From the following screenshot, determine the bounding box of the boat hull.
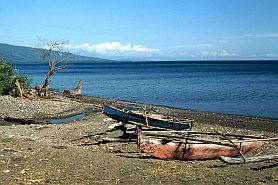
[103,105,129,123]
[103,105,191,130]
[139,141,264,160]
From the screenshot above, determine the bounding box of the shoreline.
[1,93,278,133]
[76,94,278,134]
[0,94,277,184]
[78,93,278,121]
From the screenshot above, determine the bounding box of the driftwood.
[35,85,45,96]
[15,79,28,99]
[75,137,137,146]
[102,137,137,143]
[74,80,83,94]
[71,132,107,141]
[4,117,48,125]
[63,80,83,98]
[220,154,278,164]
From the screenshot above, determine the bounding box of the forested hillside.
[0,43,110,64]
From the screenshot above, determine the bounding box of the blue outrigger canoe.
[103,105,191,130]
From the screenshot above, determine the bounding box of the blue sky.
[0,0,277,60]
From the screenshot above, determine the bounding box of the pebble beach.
[0,94,277,184]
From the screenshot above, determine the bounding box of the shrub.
[0,58,31,96]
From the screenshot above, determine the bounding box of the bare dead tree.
[36,39,70,96]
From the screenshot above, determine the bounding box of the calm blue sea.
[15,60,278,119]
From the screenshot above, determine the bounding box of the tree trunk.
[15,79,28,98]
[74,80,83,95]
[40,68,54,96]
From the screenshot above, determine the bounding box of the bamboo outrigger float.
[137,128,277,161]
[220,154,278,164]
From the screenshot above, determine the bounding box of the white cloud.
[169,43,212,49]
[63,42,161,56]
[265,53,278,57]
[20,44,30,47]
[199,50,238,57]
[242,33,278,38]
[223,32,278,39]
[249,53,278,58]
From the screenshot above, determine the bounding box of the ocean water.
[15,60,278,119]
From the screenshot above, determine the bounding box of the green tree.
[0,58,30,96]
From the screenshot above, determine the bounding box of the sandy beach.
[0,94,277,185]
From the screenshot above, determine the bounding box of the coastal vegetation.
[0,58,30,97]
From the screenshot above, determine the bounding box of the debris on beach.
[63,80,83,98]
[107,122,125,132]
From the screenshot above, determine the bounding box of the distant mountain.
[0,43,112,64]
